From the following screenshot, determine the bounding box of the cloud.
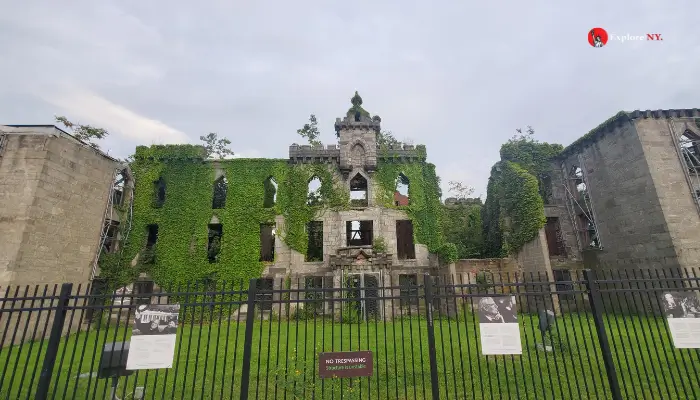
[0,0,698,196]
[37,85,189,148]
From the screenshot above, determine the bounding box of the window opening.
[263,176,278,208]
[396,220,416,259]
[306,221,324,261]
[544,217,566,257]
[678,130,700,212]
[350,173,368,207]
[153,177,166,208]
[146,224,159,249]
[307,176,323,206]
[347,220,373,246]
[102,220,120,253]
[112,169,127,206]
[553,269,573,298]
[133,280,154,305]
[208,223,223,263]
[260,223,275,262]
[256,278,274,311]
[395,173,409,206]
[399,274,419,307]
[212,176,228,209]
[304,276,331,315]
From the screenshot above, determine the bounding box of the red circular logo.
[588,28,608,47]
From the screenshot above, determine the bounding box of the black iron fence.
[0,268,699,399]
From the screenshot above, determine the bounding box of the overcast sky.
[1,1,697,198]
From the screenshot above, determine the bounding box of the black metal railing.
[0,268,698,399]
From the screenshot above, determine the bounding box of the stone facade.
[0,125,129,288]
[252,93,439,319]
[545,109,700,273]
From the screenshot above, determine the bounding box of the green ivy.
[108,145,354,288]
[482,161,545,256]
[104,143,452,288]
[442,202,484,259]
[374,159,452,260]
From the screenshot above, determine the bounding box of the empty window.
[350,173,368,207]
[146,224,159,249]
[263,176,278,208]
[153,177,166,208]
[579,215,600,249]
[260,223,275,262]
[306,221,323,261]
[396,220,416,260]
[102,220,120,253]
[544,217,566,257]
[256,278,274,311]
[395,173,409,206]
[208,224,223,263]
[112,169,127,206]
[305,276,332,315]
[133,280,154,305]
[553,269,573,298]
[399,274,419,307]
[347,220,373,246]
[307,176,323,206]
[571,166,586,194]
[681,132,700,168]
[354,111,361,122]
[212,176,228,209]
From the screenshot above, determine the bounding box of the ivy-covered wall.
[482,161,546,257]
[102,144,452,288]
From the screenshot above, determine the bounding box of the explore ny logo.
[588,27,663,47]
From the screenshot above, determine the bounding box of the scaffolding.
[561,153,602,253]
[668,120,700,215]
[90,167,134,280]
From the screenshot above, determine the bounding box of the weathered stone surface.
[0,128,123,287]
[548,111,700,272]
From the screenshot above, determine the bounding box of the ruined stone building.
[119,93,449,318]
[541,109,700,276]
[0,125,132,288]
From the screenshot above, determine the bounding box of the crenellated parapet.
[377,143,426,162]
[289,143,340,164]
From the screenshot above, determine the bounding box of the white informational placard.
[126,304,180,370]
[477,296,522,355]
[661,292,700,349]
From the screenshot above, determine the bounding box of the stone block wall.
[634,116,700,272]
[0,131,120,287]
[551,119,678,270]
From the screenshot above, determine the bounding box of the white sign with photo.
[478,296,522,355]
[662,292,700,349]
[126,304,180,370]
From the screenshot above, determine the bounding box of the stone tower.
[335,91,380,178]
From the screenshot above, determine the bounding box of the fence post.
[36,283,73,400]
[584,269,622,400]
[423,274,441,400]
[239,279,258,400]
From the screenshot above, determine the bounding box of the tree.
[442,200,484,259]
[499,126,563,203]
[297,114,322,146]
[448,180,475,200]
[377,130,400,147]
[55,115,108,149]
[199,132,234,159]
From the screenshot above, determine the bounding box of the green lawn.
[1,310,698,399]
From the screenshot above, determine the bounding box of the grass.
[0,307,699,399]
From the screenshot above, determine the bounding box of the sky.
[1,1,698,199]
